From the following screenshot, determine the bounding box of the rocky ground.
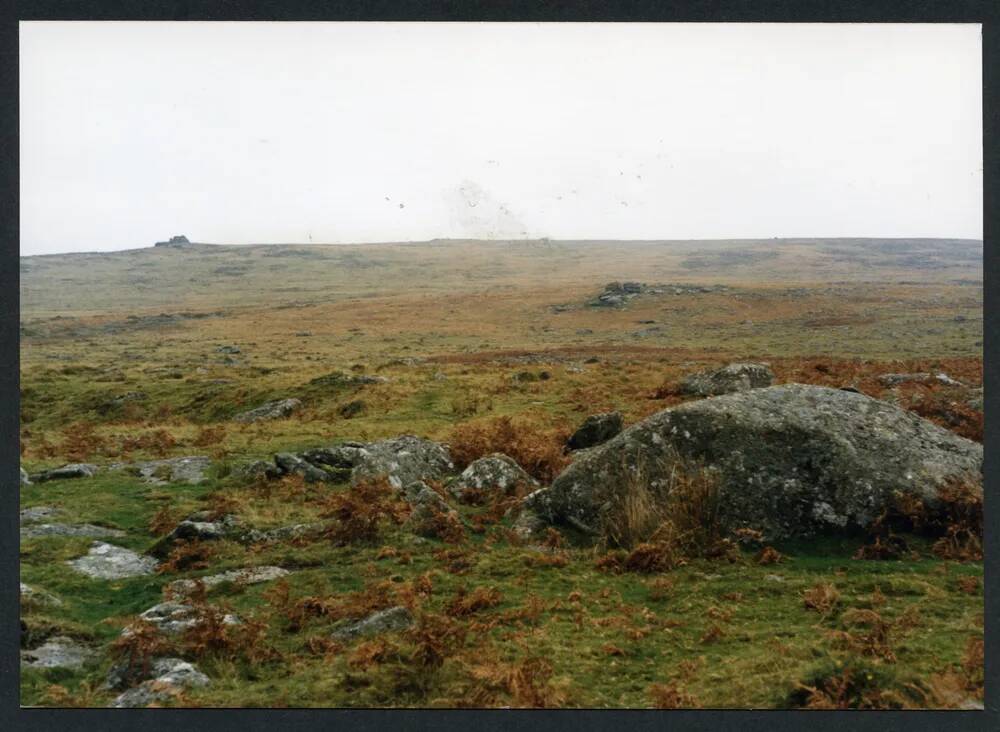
[19,239,983,709]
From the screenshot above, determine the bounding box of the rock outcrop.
[566,412,624,451]
[678,362,774,397]
[524,384,982,541]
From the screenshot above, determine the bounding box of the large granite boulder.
[524,384,982,541]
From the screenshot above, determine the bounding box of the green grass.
[19,471,983,709]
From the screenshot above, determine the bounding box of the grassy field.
[19,238,983,708]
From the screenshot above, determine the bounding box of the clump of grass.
[828,609,896,662]
[755,546,784,565]
[446,586,503,617]
[789,658,907,709]
[447,415,570,483]
[465,654,571,708]
[157,540,217,574]
[648,682,699,708]
[802,583,841,616]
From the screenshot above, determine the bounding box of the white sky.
[20,22,982,255]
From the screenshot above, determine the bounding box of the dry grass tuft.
[447,415,570,483]
[648,681,700,708]
[446,586,503,617]
[802,583,841,616]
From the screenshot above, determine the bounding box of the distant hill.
[19,238,982,316]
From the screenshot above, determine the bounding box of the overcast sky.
[20,22,982,255]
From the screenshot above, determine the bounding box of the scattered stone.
[338,399,366,418]
[21,636,94,669]
[29,463,99,483]
[274,452,334,483]
[242,522,327,544]
[128,602,239,636]
[566,411,624,451]
[878,372,964,388]
[232,459,282,482]
[216,345,241,354]
[19,582,62,607]
[764,575,785,583]
[448,454,538,501]
[21,522,125,539]
[166,566,290,598]
[20,468,31,486]
[966,388,983,412]
[405,485,460,538]
[19,505,62,524]
[525,384,982,541]
[117,456,211,485]
[331,606,414,641]
[68,542,158,580]
[233,398,302,423]
[150,514,242,557]
[679,362,775,397]
[106,657,210,694]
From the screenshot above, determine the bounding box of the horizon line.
[20,235,986,259]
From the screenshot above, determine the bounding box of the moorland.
[19,237,984,709]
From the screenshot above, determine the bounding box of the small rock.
[21,522,125,539]
[20,468,31,486]
[19,505,62,524]
[166,566,290,598]
[29,463,99,483]
[567,411,624,451]
[19,582,62,607]
[331,606,413,641]
[119,456,211,485]
[764,574,784,583]
[448,454,538,501]
[878,372,964,388]
[274,452,333,483]
[21,636,93,669]
[338,399,366,418]
[128,602,239,636]
[106,656,209,693]
[232,459,282,482]
[233,398,302,423]
[406,485,460,539]
[67,542,158,580]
